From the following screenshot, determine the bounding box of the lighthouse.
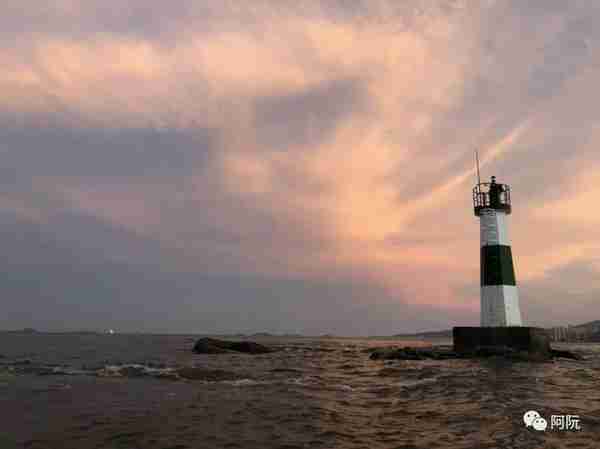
[452,160,549,358]
[473,175,523,326]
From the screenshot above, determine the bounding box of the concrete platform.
[453,326,550,358]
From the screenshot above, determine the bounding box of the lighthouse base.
[453,326,550,358]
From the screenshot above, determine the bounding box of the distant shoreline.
[2,320,600,342]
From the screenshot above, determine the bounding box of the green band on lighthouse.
[480,245,517,286]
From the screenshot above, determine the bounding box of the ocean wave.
[96,364,177,378]
[220,378,271,386]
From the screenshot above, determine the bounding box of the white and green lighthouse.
[473,175,523,327]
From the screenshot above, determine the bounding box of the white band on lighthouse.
[481,285,522,326]
[480,209,510,247]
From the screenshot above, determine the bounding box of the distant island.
[393,329,453,340]
[245,332,305,338]
[0,328,104,335]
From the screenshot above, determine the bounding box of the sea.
[1,333,599,449]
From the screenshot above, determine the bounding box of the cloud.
[2,1,600,332]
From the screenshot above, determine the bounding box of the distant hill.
[393,329,452,340]
[393,320,600,342]
[562,320,600,342]
[572,320,600,330]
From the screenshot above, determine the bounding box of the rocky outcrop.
[368,345,583,362]
[192,337,273,354]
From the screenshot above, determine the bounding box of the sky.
[2,0,600,335]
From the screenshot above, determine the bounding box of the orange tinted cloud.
[3,1,600,330]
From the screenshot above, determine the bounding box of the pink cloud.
[2,1,600,329]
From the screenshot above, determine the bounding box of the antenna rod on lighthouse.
[475,149,481,185]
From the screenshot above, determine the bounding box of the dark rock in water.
[228,341,273,354]
[551,349,583,360]
[192,338,228,354]
[118,366,148,378]
[176,367,245,381]
[368,343,583,362]
[192,337,273,354]
[368,348,393,360]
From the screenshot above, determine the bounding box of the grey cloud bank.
[2,1,600,334]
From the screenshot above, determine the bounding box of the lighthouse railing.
[473,182,511,215]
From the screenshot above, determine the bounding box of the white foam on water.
[51,367,89,375]
[286,375,320,387]
[95,364,177,378]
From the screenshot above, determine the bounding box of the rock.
[192,337,273,354]
[192,338,231,354]
[550,349,583,360]
[227,341,273,354]
[430,349,460,360]
[176,367,245,381]
[368,347,396,360]
[368,343,583,362]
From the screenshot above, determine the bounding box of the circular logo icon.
[523,410,540,427]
